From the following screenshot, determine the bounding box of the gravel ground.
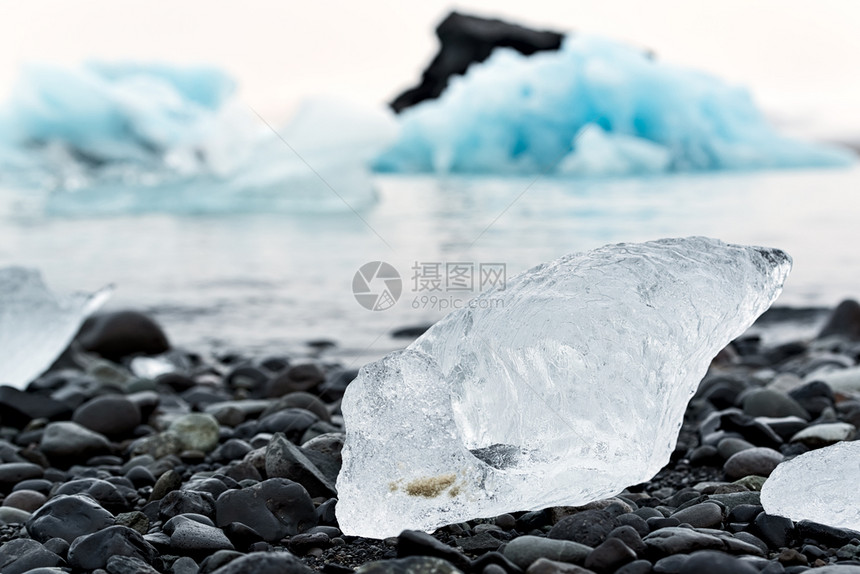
[2,301,860,573]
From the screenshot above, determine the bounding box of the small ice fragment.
[129,355,177,379]
[0,267,112,389]
[336,237,791,538]
[762,440,860,531]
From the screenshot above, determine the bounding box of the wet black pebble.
[585,536,638,572]
[206,550,314,574]
[78,310,170,362]
[159,489,216,521]
[214,478,317,542]
[67,525,159,570]
[72,394,142,437]
[0,538,65,574]
[678,550,758,574]
[396,529,471,571]
[26,493,114,543]
[548,509,619,547]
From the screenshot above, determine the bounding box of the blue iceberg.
[0,64,394,215]
[374,35,855,175]
[0,62,235,163]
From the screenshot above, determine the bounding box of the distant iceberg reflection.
[373,35,856,175]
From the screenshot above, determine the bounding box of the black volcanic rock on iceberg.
[390,11,563,113]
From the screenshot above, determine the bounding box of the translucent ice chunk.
[0,267,112,389]
[761,440,860,531]
[336,237,791,538]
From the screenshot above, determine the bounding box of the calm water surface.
[1,166,857,361]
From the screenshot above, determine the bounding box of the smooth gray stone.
[504,535,592,569]
[644,527,724,555]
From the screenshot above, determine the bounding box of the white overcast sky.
[0,0,858,138]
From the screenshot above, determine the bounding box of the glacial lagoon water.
[0,165,858,362]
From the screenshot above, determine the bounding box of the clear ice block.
[336,237,791,538]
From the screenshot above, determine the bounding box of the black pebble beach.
[2,302,860,574]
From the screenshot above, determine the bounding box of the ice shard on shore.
[0,267,112,389]
[336,237,791,538]
[761,440,860,531]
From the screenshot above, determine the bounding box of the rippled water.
[1,165,857,361]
